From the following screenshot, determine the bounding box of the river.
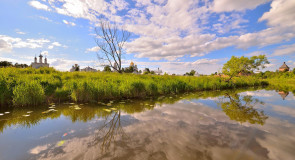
[0,88,294,160]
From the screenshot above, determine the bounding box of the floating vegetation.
[103,109,112,112]
[22,115,30,117]
[4,112,10,114]
[119,102,125,104]
[57,140,65,146]
[109,101,114,103]
[110,108,117,111]
[0,113,3,116]
[27,111,33,113]
[107,103,112,106]
[49,106,56,109]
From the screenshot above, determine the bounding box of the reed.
[0,67,268,106]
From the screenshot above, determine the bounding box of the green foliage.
[12,81,45,106]
[222,55,269,81]
[0,67,268,107]
[185,70,196,76]
[103,65,112,72]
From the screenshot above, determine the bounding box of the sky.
[0,0,294,74]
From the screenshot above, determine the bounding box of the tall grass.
[0,67,268,106]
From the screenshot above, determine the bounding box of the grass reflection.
[0,87,270,133]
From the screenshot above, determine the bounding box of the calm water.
[0,88,295,160]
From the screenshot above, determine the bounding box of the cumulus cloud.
[259,0,295,28]
[272,43,295,56]
[26,0,295,71]
[28,0,51,11]
[0,35,52,51]
[211,0,270,12]
[0,39,12,53]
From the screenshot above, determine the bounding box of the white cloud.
[49,58,97,71]
[272,43,295,56]
[130,58,222,74]
[62,20,76,26]
[0,35,51,50]
[31,0,295,67]
[259,0,295,28]
[28,0,51,11]
[38,16,53,22]
[211,0,270,12]
[16,31,26,35]
[0,39,12,53]
[86,46,100,52]
[41,51,49,56]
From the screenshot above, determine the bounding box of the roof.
[279,62,289,69]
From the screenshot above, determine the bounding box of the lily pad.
[4,112,10,114]
[27,111,33,113]
[103,109,112,112]
[23,115,30,117]
[110,108,117,110]
[0,113,4,116]
[107,103,112,106]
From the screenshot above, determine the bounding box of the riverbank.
[0,67,268,107]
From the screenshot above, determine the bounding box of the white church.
[31,54,49,69]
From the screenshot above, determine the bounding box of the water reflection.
[217,93,268,125]
[0,88,295,160]
[277,91,289,100]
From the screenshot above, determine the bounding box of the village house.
[279,62,290,72]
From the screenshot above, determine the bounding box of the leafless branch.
[94,20,131,73]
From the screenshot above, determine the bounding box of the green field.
[0,67,268,107]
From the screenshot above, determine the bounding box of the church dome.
[130,61,134,66]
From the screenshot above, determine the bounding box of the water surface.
[0,88,295,160]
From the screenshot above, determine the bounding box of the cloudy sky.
[0,0,294,74]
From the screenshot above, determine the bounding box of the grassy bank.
[0,67,268,107]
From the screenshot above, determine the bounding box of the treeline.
[0,67,267,107]
[0,61,29,68]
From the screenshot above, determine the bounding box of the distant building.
[31,54,49,69]
[152,68,163,75]
[279,62,290,72]
[70,64,80,72]
[81,66,97,72]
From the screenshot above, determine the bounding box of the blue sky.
[0,0,294,74]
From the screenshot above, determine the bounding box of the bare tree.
[95,20,131,73]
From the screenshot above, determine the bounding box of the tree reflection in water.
[92,110,129,153]
[217,93,268,125]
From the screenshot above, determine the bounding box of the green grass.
[0,67,268,107]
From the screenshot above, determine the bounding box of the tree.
[75,65,80,71]
[0,61,13,67]
[95,20,131,73]
[222,55,269,82]
[185,70,196,76]
[150,71,155,75]
[103,65,112,72]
